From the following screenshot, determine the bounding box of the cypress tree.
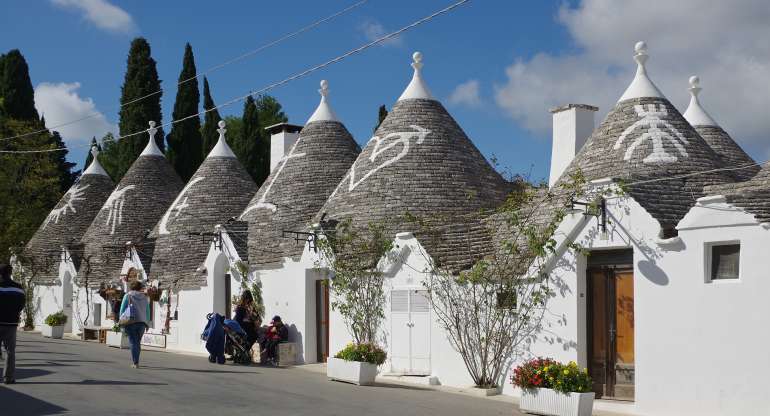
[236,96,263,183]
[166,43,203,181]
[200,76,222,156]
[99,133,120,178]
[374,105,388,132]
[255,95,287,180]
[0,50,39,121]
[49,131,78,191]
[83,137,101,169]
[111,38,164,181]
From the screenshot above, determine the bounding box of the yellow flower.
[543,366,549,372]
[563,369,570,375]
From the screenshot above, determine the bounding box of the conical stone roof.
[81,122,184,287]
[557,42,734,228]
[150,121,257,289]
[682,76,758,182]
[316,53,510,273]
[704,161,770,224]
[239,80,360,269]
[24,147,114,284]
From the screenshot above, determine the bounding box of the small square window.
[496,290,517,310]
[708,243,740,281]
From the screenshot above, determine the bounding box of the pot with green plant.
[42,312,68,339]
[512,358,594,416]
[106,323,130,349]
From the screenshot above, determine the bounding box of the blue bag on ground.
[202,313,225,364]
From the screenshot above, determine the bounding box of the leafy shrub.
[44,311,67,327]
[334,342,387,365]
[512,358,592,394]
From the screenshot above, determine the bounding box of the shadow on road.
[17,379,168,386]
[370,382,432,392]
[140,365,260,375]
[0,386,68,416]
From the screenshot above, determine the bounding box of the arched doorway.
[61,272,73,333]
[212,254,231,318]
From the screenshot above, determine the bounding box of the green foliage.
[0,49,39,120]
[44,311,68,327]
[166,43,203,181]
[0,119,67,263]
[334,342,387,365]
[110,37,164,181]
[200,77,222,156]
[316,219,392,345]
[233,96,263,183]
[49,131,78,191]
[512,358,592,394]
[374,104,387,132]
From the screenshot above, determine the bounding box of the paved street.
[2,332,516,416]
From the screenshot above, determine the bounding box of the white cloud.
[494,0,770,155]
[34,82,116,146]
[448,79,482,108]
[52,0,136,33]
[359,20,403,47]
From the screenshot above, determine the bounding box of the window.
[707,242,740,281]
[496,289,517,310]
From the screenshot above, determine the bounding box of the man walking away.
[0,264,25,384]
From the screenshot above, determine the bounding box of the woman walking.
[120,280,151,368]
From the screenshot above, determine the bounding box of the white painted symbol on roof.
[42,183,91,229]
[240,138,306,218]
[614,104,688,164]
[102,185,136,235]
[159,176,205,235]
[332,125,431,196]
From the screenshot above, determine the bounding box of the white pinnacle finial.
[307,79,339,123]
[83,143,109,176]
[398,51,433,101]
[683,75,718,126]
[207,119,236,158]
[618,41,663,102]
[140,120,164,156]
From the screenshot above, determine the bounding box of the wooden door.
[588,267,635,400]
[316,280,330,362]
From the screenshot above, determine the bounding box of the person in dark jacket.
[232,290,260,352]
[0,264,25,384]
[264,316,289,365]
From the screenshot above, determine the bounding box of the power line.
[0,0,371,144]
[0,0,471,154]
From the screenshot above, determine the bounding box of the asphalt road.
[1,332,516,416]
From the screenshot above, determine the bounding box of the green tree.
[200,77,222,156]
[255,95,287,131]
[166,43,203,181]
[98,133,120,179]
[234,96,263,183]
[109,38,164,181]
[374,104,388,132]
[49,131,78,191]
[0,49,39,121]
[83,137,101,170]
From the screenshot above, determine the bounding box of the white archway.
[61,272,73,333]
[211,253,231,318]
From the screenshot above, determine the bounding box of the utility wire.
[0,0,470,154]
[0,0,370,143]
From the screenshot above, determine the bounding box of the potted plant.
[42,312,67,339]
[328,342,387,386]
[106,323,130,349]
[512,358,594,416]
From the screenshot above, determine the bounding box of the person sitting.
[263,316,288,365]
[232,291,260,352]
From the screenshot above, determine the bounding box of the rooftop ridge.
[307,80,340,124]
[618,41,664,102]
[398,52,434,101]
[83,145,110,177]
[683,76,718,127]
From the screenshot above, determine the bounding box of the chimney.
[265,122,302,171]
[548,104,598,187]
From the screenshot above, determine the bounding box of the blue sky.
[2,0,769,181]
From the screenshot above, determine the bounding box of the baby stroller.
[201,313,252,365]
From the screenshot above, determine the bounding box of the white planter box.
[42,325,64,339]
[327,357,378,386]
[106,331,130,349]
[520,387,594,416]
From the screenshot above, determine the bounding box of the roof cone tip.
[307,79,339,124]
[618,41,664,102]
[683,75,718,127]
[398,51,434,101]
[83,144,109,177]
[140,120,165,157]
[208,119,236,158]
